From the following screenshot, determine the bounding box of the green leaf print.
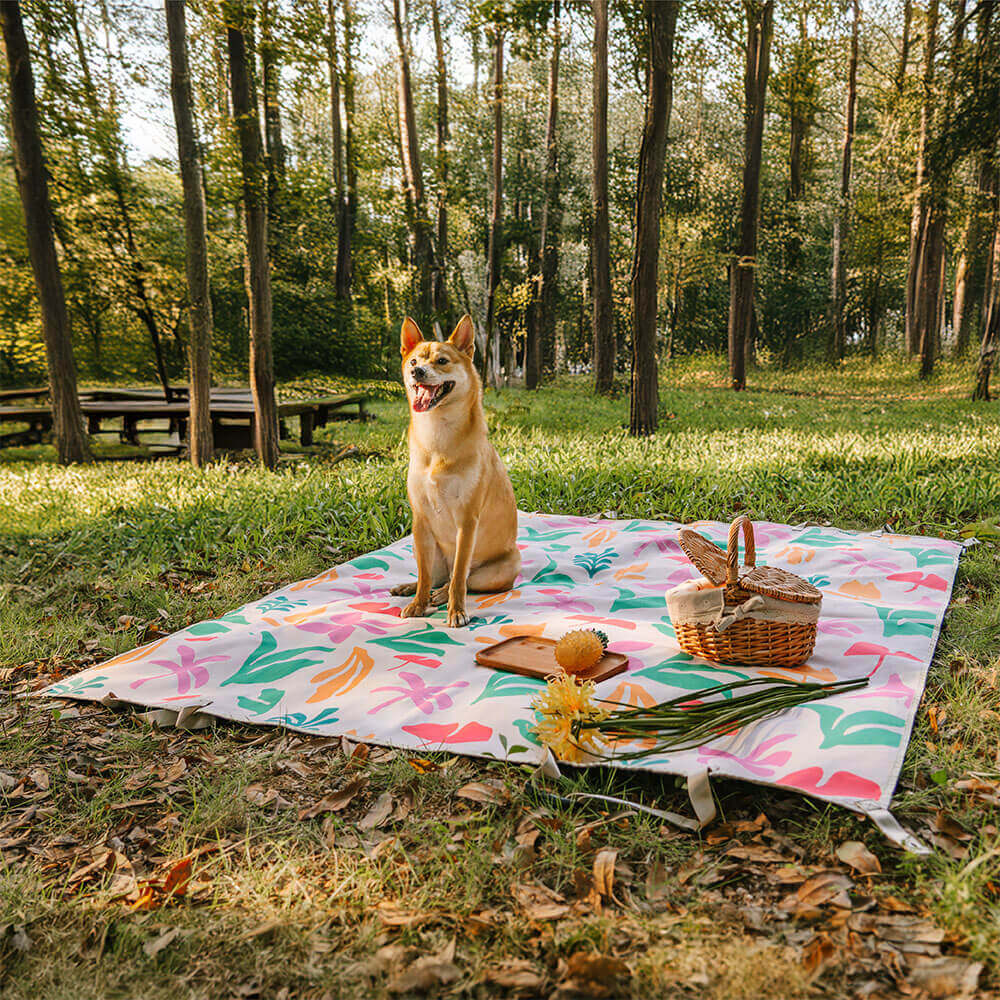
[236,687,285,714]
[609,588,666,612]
[527,555,576,586]
[877,608,937,638]
[220,633,331,687]
[805,705,905,749]
[472,670,545,704]
[367,625,464,655]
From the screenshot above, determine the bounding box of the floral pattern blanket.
[41,512,961,847]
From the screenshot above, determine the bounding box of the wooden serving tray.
[475,635,628,683]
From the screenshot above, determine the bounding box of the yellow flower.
[530,672,611,763]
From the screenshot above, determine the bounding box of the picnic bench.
[0,391,368,450]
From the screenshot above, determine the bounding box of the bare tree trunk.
[167,0,213,467]
[629,0,679,434]
[430,0,451,333]
[905,0,939,355]
[592,0,614,395]
[727,0,774,392]
[393,0,436,325]
[327,0,350,300]
[260,0,284,223]
[537,0,562,384]
[830,0,859,361]
[0,0,90,464]
[226,5,279,470]
[484,30,504,388]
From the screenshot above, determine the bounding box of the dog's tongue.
[413,384,438,412]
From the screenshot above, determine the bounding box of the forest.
[1,0,1000,458]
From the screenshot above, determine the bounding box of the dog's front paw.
[391,582,417,597]
[402,600,428,618]
[429,584,449,606]
[445,606,470,628]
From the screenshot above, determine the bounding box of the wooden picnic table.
[0,392,368,450]
[0,386,49,402]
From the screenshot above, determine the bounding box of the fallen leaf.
[163,857,192,897]
[298,776,368,821]
[592,849,617,900]
[484,959,544,991]
[143,926,181,958]
[836,841,882,875]
[645,859,669,902]
[358,791,394,831]
[28,768,49,791]
[560,952,630,995]
[387,939,459,994]
[907,957,983,998]
[456,780,508,806]
[512,881,569,921]
[377,902,431,928]
[801,933,836,975]
[781,871,853,913]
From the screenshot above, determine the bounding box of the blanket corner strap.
[854,798,931,855]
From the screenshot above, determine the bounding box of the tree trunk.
[226,5,279,470]
[629,0,679,435]
[326,0,350,300]
[592,0,614,395]
[430,0,451,333]
[393,0,437,325]
[341,0,357,297]
[0,0,90,464]
[830,0,859,361]
[905,0,939,355]
[260,0,284,224]
[166,0,214,467]
[484,30,504,389]
[973,189,1000,400]
[727,0,774,392]
[896,0,912,93]
[537,0,562,384]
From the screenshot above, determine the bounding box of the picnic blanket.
[40,512,962,851]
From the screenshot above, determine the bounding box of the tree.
[166,0,213,467]
[392,0,439,328]
[326,0,350,300]
[629,0,679,435]
[260,0,286,224]
[226,1,279,470]
[904,0,938,356]
[830,0,859,361]
[484,25,504,388]
[591,0,614,395]
[430,0,451,331]
[727,0,774,392]
[973,177,1000,400]
[0,0,91,464]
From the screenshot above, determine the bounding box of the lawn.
[1,354,999,999]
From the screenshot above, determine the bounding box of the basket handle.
[726,516,756,586]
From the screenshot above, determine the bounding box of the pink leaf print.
[845,642,921,677]
[390,654,441,671]
[817,619,863,637]
[887,571,949,593]
[527,589,596,613]
[348,602,403,618]
[368,672,469,715]
[848,672,916,709]
[777,767,882,801]
[403,721,493,744]
[699,734,794,777]
[130,644,228,695]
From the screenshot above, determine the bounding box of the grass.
[1,352,999,998]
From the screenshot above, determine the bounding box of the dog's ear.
[400,317,424,357]
[448,315,476,357]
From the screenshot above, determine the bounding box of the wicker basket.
[665,516,822,669]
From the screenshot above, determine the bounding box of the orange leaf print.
[282,605,331,625]
[290,568,340,592]
[613,562,648,582]
[499,622,545,638]
[584,528,618,548]
[476,588,521,609]
[307,647,374,702]
[606,680,656,708]
[102,637,171,670]
[759,664,836,684]
[776,545,815,565]
[839,581,882,601]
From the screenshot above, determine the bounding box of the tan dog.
[390,315,521,627]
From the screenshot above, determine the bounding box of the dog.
[390,314,521,627]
